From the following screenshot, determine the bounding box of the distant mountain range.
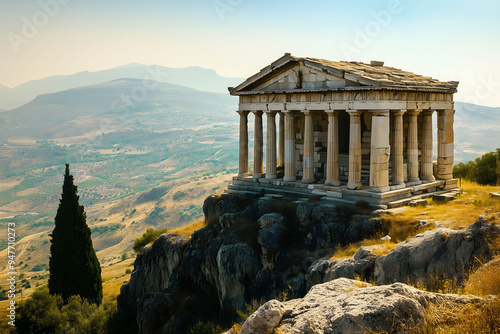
[0,78,237,141]
[0,64,244,110]
[454,102,500,162]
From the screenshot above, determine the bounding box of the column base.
[406,179,422,186]
[390,183,406,190]
[347,181,363,190]
[283,176,296,182]
[238,172,251,177]
[325,180,342,186]
[253,173,263,179]
[265,174,277,179]
[369,186,391,193]
[421,175,436,182]
[302,178,315,184]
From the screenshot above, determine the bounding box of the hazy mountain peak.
[112,62,146,69]
[0,64,244,111]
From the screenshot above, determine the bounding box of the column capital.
[407,109,422,116]
[371,109,390,116]
[302,110,313,116]
[347,110,363,116]
[237,110,249,116]
[437,109,455,116]
[252,110,263,116]
[390,109,406,116]
[422,109,434,116]
[325,110,340,116]
[264,110,277,116]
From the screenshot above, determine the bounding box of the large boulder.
[240,278,481,334]
[118,233,189,309]
[239,299,288,334]
[306,245,380,290]
[374,216,499,286]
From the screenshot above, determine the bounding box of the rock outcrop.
[118,233,189,309]
[306,245,380,290]
[374,216,498,286]
[306,216,499,289]
[238,278,482,334]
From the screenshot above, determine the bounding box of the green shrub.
[32,263,49,272]
[16,287,109,334]
[125,269,132,274]
[187,321,223,334]
[133,227,168,253]
[91,223,125,235]
[121,252,129,261]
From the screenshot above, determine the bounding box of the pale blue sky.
[1,0,499,106]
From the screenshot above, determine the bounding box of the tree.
[453,149,500,186]
[49,164,102,304]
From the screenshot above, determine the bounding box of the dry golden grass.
[465,257,500,297]
[329,240,398,260]
[170,219,205,238]
[425,258,500,333]
[426,298,500,334]
[381,180,500,234]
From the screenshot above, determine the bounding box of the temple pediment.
[229,53,459,95]
[249,63,359,92]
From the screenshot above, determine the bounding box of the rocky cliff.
[118,193,382,333]
[117,193,499,333]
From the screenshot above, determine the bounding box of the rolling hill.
[0,64,244,110]
[0,78,238,141]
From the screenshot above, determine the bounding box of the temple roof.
[229,53,459,95]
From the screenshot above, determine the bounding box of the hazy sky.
[1,0,499,106]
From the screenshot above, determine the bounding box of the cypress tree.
[49,164,102,304]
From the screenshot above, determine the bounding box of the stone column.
[325,111,341,186]
[436,109,455,180]
[421,110,435,181]
[407,109,421,182]
[370,111,390,189]
[265,111,277,179]
[253,111,263,178]
[278,112,285,168]
[302,111,315,183]
[347,110,363,190]
[237,111,249,176]
[391,110,405,185]
[283,111,296,182]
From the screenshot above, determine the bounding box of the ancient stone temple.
[226,53,460,207]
